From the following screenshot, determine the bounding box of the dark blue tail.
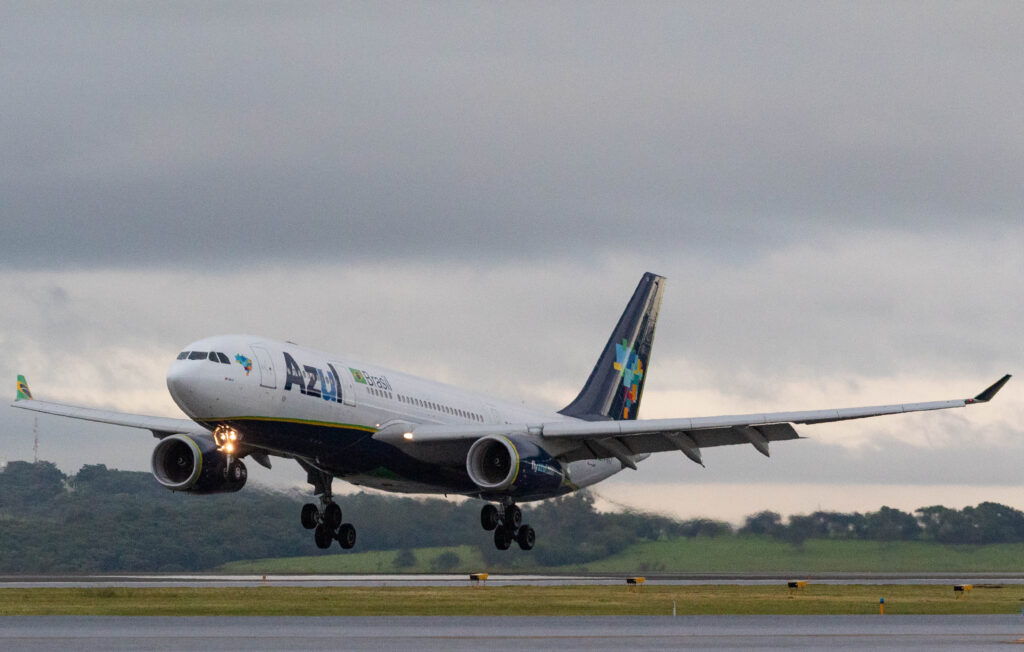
[559,272,666,421]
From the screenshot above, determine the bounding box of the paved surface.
[5,572,1024,588]
[2,615,1023,650]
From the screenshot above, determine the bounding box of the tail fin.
[559,273,666,421]
[16,375,33,401]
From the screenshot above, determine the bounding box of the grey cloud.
[2,4,1023,268]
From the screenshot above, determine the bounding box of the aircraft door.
[331,361,357,406]
[250,345,277,389]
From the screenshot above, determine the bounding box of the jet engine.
[151,433,247,494]
[465,435,564,499]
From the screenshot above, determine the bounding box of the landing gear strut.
[481,501,534,551]
[298,461,357,550]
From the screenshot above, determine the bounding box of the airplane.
[11,273,1011,551]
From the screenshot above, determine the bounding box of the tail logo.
[613,339,644,419]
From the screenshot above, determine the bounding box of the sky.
[1,2,1022,523]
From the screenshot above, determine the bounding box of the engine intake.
[151,433,247,494]
[466,435,564,499]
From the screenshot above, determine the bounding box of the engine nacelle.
[151,433,247,494]
[466,435,564,499]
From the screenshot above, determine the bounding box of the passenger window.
[177,351,189,360]
[188,351,208,360]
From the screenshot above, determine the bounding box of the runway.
[5,572,1024,589]
[2,615,1023,650]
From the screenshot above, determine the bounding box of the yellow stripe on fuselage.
[201,416,377,433]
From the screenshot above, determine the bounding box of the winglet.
[969,374,1011,403]
[15,375,33,402]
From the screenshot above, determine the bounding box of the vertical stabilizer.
[559,273,666,421]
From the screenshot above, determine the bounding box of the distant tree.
[431,551,460,571]
[864,506,920,541]
[782,514,817,545]
[393,548,416,569]
[964,502,1024,544]
[916,505,968,544]
[739,511,782,537]
[675,518,734,538]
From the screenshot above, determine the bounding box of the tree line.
[739,503,1024,546]
[1,460,1022,573]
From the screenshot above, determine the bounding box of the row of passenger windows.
[365,386,483,421]
[177,350,231,364]
[399,391,482,422]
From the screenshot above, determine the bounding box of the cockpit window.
[177,351,189,360]
[216,352,230,364]
[188,351,208,360]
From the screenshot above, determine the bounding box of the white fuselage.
[165,335,625,496]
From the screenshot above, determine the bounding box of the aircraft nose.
[166,359,201,416]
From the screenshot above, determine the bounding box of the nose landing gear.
[481,501,534,551]
[298,461,357,550]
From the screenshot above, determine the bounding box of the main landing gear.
[298,462,356,550]
[481,501,535,551]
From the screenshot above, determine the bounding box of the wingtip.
[15,375,32,402]
[970,374,1011,403]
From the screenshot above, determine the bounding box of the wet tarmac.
[6,572,1024,588]
[2,615,1023,650]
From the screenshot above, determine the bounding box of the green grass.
[2,584,1022,616]
[217,537,1024,575]
[570,537,1024,574]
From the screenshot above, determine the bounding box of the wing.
[377,375,1012,468]
[11,375,202,438]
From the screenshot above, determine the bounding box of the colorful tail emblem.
[613,339,644,419]
[16,375,33,401]
[234,354,252,376]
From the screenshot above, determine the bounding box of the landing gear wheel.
[301,503,319,530]
[314,523,333,549]
[224,460,247,482]
[480,504,500,531]
[324,502,343,529]
[516,524,535,551]
[336,523,357,549]
[504,504,522,530]
[494,527,513,550]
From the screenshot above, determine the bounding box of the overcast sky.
[2,2,1021,522]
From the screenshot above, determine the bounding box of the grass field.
[2,584,1022,616]
[217,537,1024,575]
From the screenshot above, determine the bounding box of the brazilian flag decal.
[349,368,367,385]
[16,375,32,401]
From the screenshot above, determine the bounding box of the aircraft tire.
[314,523,333,549]
[324,502,343,529]
[493,527,513,550]
[480,504,500,531]
[504,504,522,530]
[301,503,319,530]
[337,523,357,549]
[516,524,535,551]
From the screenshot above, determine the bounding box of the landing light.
[403,432,414,441]
[213,425,242,452]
